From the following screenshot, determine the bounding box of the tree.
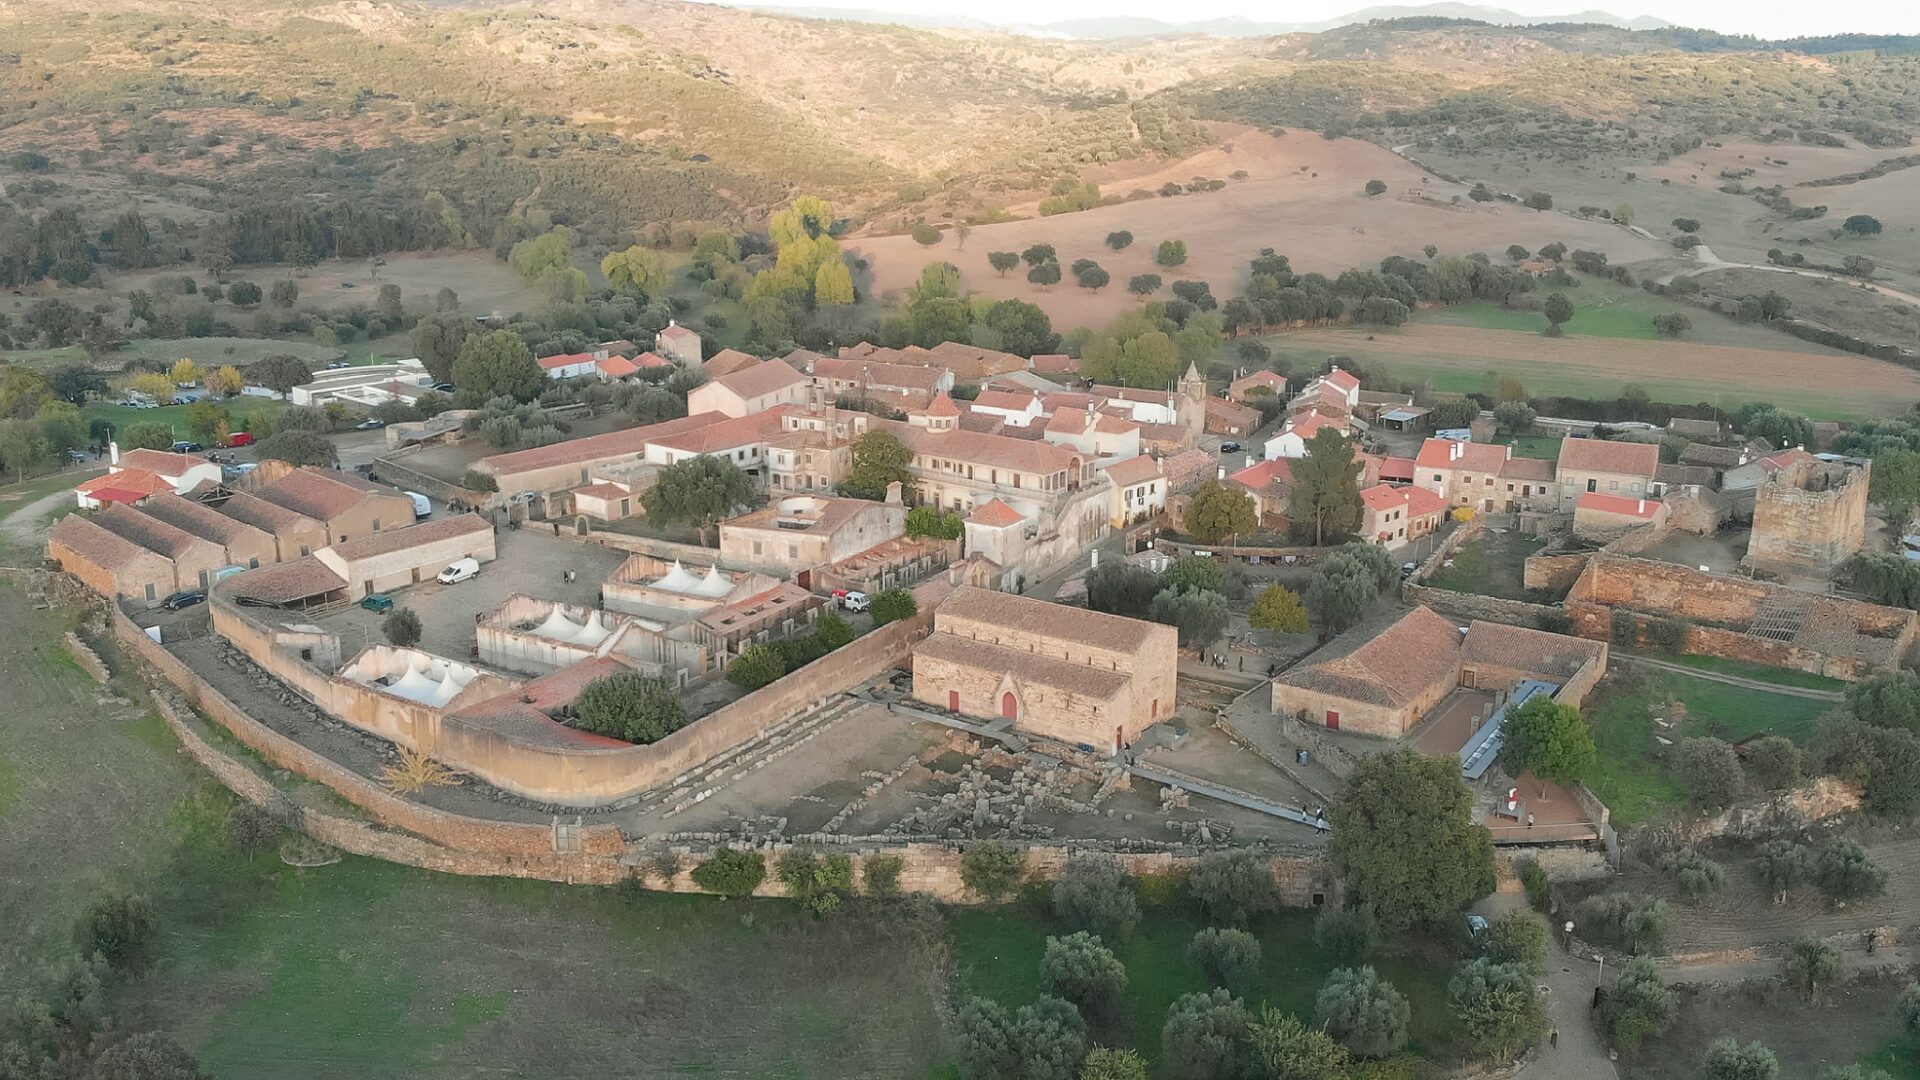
[1304,549,1387,633]
[1499,696,1597,797]
[1364,179,1387,196]
[1021,244,1058,267]
[1076,265,1111,292]
[1754,839,1815,903]
[1105,230,1134,251]
[727,644,787,691]
[1698,1039,1778,1080]
[1743,736,1802,790]
[1184,481,1257,543]
[842,430,914,500]
[911,224,942,246]
[1524,192,1553,211]
[409,313,471,386]
[1289,427,1363,546]
[1161,990,1251,1080]
[1163,555,1223,595]
[1086,562,1162,620]
[250,354,314,395]
[1249,1009,1349,1080]
[77,892,156,972]
[1899,983,1920,1043]
[988,251,1020,277]
[1652,313,1693,337]
[1448,958,1543,1060]
[1606,958,1673,1050]
[961,842,1026,901]
[184,401,230,445]
[1249,585,1310,634]
[1843,214,1883,236]
[1150,587,1230,650]
[36,402,85,454]
[1053,857,1139,941]
[983,299,1059,355]
[1028,262,1063,289]
[1743,407,1812,450]
[1469,184,1494,202]
[254,430,338,468]
[206,365,246,398]
[1816,838,1886,901]
[1492,401,1536,436]
[382,608,422,647]
[269,278,299,306]
[1782,937,1841,1001]
[1674,737,1744,810]
[452,330,545,402]
[871,587,918,626]
[119,421,174,451]
[1313,904,1379,966]
[1189,928,1262,988]
[814,259,855,305]
[1843,254,1876,278]
[1041,932,1129,1023]
[1481,912,1548,969]
[1127,274,1162,296]
[1660,848,1726,901]
[1315,966,1409,1059]
[905,505,964,541]
[1155,240,1188,268]
[641,455,754,543]
[49,365,109,405]
[572,672,688,743]
[1543,292,1573,336]
[1330,749,1496,931]
[1079,1048,1148,1080]
[1505,244,1530,263]
[1188,849,1280,925]
[87,1032,210,1080]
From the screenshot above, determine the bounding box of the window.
[1587,479,1597,492]
[1609,480,1619,490]
[753,541,763,556]
[371,518,380,532]
[1432,473,1444,482]
[788,544,799,559]
[1629,482,1642,493]
[299,545,310,556]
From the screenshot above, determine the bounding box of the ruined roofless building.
[1747,456,1869,578]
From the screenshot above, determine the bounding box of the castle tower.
[1177,361,1207,434]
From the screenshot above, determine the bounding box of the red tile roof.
[814,357,949,392]
[1361,483,1448,517]
[88,487,150,505]
[631,351,673,368]
[1758,447,1815,472]
[1030,353,1074,373]
[1576,493,1662,519]
[77,469,171,498]
[117,448,208,479]
[650,408,792,455]
[967,499,1027,527]
[1230,458,1295,492]
[1377,456,1417,483]
[1557,437,1660,478]
[324,513,491,562]
[1276,605,1462,708]
[1104,455,1162,487]
[973,389,1039,412]
[1415,438,1511,473]
[1324,368,1361,393]
[658,323,698,341]
[926,391,960,417]
[595,355,642,378]
[938,585,1162,654]
[259,468,406,522]
[1283,411,1347,439]
[1499,456,1556,482]
[138,491,272,548]
[572,482,630,500]
[211,490,324,537]
[480,413,724,477]
[222,557,348,604]
[537,352,596,371]
[50,514,155,570]
[710,359,807,399]
[94,502,217,560]
[702,348,761,377]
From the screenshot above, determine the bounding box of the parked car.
[355,419,385,431]
[325,361,351,370]
[162,591,206,612]
[360,594,394,613]
[436,558,481,584]
[432,383,455,394]
[840,590,870,613]
[1400,561,1418,578]
[1219,441,1241,453]
[404,491,431,519]
[170,441,205,453]
[224,431,255,447]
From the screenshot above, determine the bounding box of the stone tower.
[1178,361,1207,435]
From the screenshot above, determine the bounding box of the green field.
[82,396,290,443]
[1649,653,1847,693]
[952,888,1460,1063]
[1427,287,1688,341]
[4,337,344,374]
[1582,669,1834,825]
[1494,434,1561,460]
[1423,529,1547,601]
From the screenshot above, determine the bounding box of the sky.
[708,0,1918,39]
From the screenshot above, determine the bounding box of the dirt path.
[1662,943,1918,986]
[1668,243,1920,309]
[1476,892,1621,1080]
[0,485,76,554]
[1617,656,1843,702]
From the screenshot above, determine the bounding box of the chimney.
[1638,499,1646,514]
[884,481,904,506]
[109,441,120,466]
[1450,440,1462,461]
[1217,465,1227,480]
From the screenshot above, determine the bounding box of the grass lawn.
[951,887,1461,1064]
[4,337,343,374]
[1581,669,1835,825]
[1430,295,1675,341]
[1494,434,1562,460]
[82,395,289,443]
[1423,529,1546,601]
[1860,1035,1920,1080]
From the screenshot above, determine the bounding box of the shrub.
[572,672,688,744]
[1248,1008,1349,1080]
[1188,927,1263,987]
[1815,838,1887,901]
[961,842,1026,901]
[1675,737,1744,810]
[1606,958,1674,1050]
[1080,1047,1148,1080]
[1574,892,1669,954]
[1743,736,1802,791]
[862,854,904,899]
[1315,966,1409,1059]
[1520,859,1550,913]
[86,1032,209,1080]
[1698,1038,1778,1080]
[462,468,498,493]
[777,850,855,916]
[871,587,918,626]
[691,847,765,897]
[1898,983,1920,1041]
[955,994,1088,1080]
[911,223,942,246]
[1040,932,1128,1021]
[1658,848,1727,901]
[1754,839,1814,902]
[1448,958,1544,1060]
[1364,179,1387,196]
[76,892,155,971]
[382,607,422,647]
[726,644,788,690]
[1481,912,1548,970]
[1188,849,1280,925]
[1155,240,1188,268]
[1312,904,1379,965]
[1053,857,1139,941]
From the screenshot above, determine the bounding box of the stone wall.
[1522,551,1593,593]
[64,631,111,683]
[367,449,493,509]
[1748,459,1869,576]
[1401,582,1560,630]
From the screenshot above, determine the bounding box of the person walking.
[1549,1029,1558,1049]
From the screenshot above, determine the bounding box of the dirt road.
[1668,243,1920,309]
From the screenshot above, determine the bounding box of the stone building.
[92,502,228,593]
[911,586,1178,753]
[1573,493,1668,544]
[137,491,279,571]
[1555,438,1660,510]
[654,321,703,365]
[686,361,811,419]
[1748,457,1870,577]
[719,491,907,575]
[47,513,182,606]
[249,464,418,545]
[314,513,498,599]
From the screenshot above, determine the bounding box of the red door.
[948,690,959,712]
[1115,726,1124,753]
[1001,692,1018,720]
[1326,710,1341,731]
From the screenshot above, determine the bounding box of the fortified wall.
[1747,458,1869,578]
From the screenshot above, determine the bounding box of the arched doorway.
[1000,692,1019,720]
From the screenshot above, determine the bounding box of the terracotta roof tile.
[916,632,1130,699]
[1459,621,1605,678]
[480,413,724,478]
[1276,605,1462,707]
[967,498,1027,527]
[50,514,153,570]
[1105,456,1162,487]
[937,586,1164,655]
[221,556,348,603]
[1498,456,1555,482]
[94,502,218,560]
[136,492,275,549]
[1415,438,1510,473]
[1557,437,1659,478]
[212,490,324,537]
[926,391,960,417]
[77,469,171,498]
[259,468,405,521]
[117,448,208,478]
[324,513,491,562]
[1575,492,1662,518]
[702,348,761,377]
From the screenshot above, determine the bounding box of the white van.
[436,557,480,584]
[841,590,870,613]
[404,491,431,519]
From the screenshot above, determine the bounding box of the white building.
[289,359,434,408]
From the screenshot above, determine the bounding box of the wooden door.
[1326,710,1340,731]
[1001,692,1018,720]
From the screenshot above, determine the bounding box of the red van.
[224,432,255,447]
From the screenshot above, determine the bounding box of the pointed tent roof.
[691,564,734,597]
[967,499,1026,528]
[926,391,960,417]
[652,560,704,594]
[535,605,583,641]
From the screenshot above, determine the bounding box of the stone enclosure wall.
[1748,459,1869,577]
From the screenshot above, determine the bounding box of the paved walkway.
[1128,763,1327,829]
[1619,654,1844,702]
[1476,892,1621,1080]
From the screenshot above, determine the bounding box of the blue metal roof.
[1460,679,1559,780]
